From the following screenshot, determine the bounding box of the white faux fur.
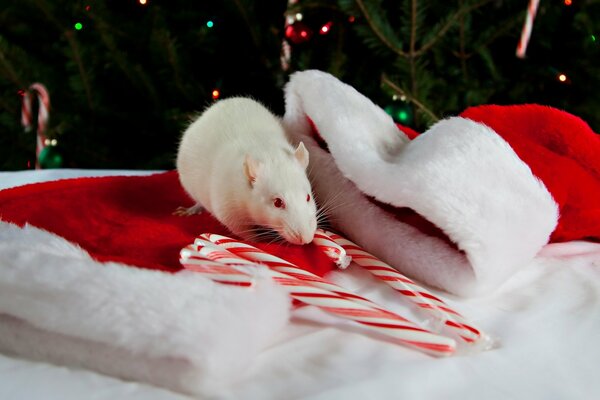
[284,70,559,296]
[0,221,290,397]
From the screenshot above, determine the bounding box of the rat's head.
[243,142,317,245]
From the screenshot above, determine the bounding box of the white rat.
[176,97,318,245]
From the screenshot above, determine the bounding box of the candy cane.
[187,236,456,356]
[516,0,540,58]
[21,83,51,169]
[280,39,291,71]
[312,231,352,269]
[21,92,32,129]
[201,234,378,312]
[316,230,488,345]
[281,0,295,71]
[180,245,254,286]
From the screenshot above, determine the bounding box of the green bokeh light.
[592,34,596,42]
[74,22,83,30]
[206,20,214,28]
[384,102,413,125]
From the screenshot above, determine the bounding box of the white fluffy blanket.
[1,172,600,400]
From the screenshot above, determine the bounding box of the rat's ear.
[294,142,309,169]
[244,154,262,186]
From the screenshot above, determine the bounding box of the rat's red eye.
[273,198,285,209]
[306,194,311,202]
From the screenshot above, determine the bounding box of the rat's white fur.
[0,221,290,396]
[177,97,317,244]
[284,70,559,296]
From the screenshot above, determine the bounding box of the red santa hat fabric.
[0,171,334,276]
[0,171,335,395]
[459,104,600,243]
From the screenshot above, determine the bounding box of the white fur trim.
[0,221,290,396]
[284,70,559,296]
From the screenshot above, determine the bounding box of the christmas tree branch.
[64,31,94,110]
[232,0,260,49]
[415,0,492,57]
[0,97,16,115]
[232,0,273,70]
[355,0,408,58]
[458,0,468,80]
[0,43,24,87]
[409,0,418,100]
[92,15,160,110]
[465,16,522,59]
[382,74,438,122]
[157,32,193,102]
[287,2,340,13]
[32,0,94,110]
[410,0,417,56]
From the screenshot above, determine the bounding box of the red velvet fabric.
[0,171,336,276]
[460,105,600,243]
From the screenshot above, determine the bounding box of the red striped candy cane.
[180,245,254,287]
[516,0,540,58]
[21,83,51,169]
[202,234,383,312]
[20,92,32,129]
[312,231,352,269]
[316,230,489,346]
[191,236,456,356]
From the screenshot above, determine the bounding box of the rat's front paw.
[173,203,204,216]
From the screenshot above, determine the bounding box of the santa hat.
[0,172,335,396]
[283,70,600,296]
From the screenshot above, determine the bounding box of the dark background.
[1,0,598,170]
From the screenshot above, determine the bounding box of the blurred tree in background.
[1,0,286,169]
[1,0,598,170]
[285,0,599,129]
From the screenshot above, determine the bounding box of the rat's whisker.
[316,192,348,212]
[266,235,286,246]
[316,205,336,221]
[241,225,283,243]
[316,197,352,218]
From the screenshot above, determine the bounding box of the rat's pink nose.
[299,230,315,245]
[292,232,304,244]
[287,230,313,245]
